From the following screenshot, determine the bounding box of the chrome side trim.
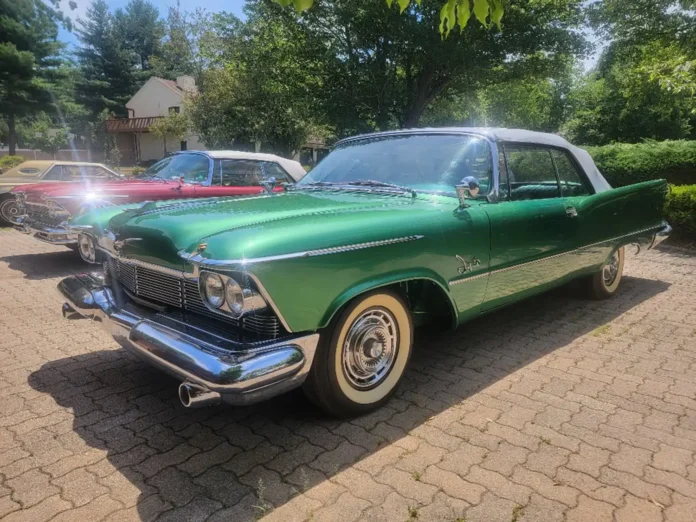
[448,223,667,287]
[181,235,425,267]
[448,271,489,286]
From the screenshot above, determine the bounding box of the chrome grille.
[107,258,282,338]
[25,202,69,226]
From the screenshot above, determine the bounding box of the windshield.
[299,134,493,195]
[139,154,210,183]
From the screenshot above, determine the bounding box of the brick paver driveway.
[1,227,695,522]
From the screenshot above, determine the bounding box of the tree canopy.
[0,0,72,154]
[4,0,695,164]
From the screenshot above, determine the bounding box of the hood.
[22,179,175,200]
[22,179,180,216]
[107,190,456,270]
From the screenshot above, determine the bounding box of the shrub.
[0,155,26,172]
[586,140,696,187]
[665,185,696,238]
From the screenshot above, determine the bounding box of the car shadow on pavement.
[0,250,90,280]
[27,275,669,521]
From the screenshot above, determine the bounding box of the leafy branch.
[272,0,505,35]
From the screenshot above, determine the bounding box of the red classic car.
[13,151,305,247]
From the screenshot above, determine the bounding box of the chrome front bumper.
[13,216,78,245]
[57,273,319,406]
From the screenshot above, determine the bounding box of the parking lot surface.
[1,227,695,522]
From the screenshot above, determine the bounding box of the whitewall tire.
[588,246,625,299]
[303,290,413,417]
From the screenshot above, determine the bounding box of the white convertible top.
[180,150,306,181]
[339,127,613,193]
[460,128,612,193]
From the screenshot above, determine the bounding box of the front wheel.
[303,290,413,418]
[0,196,20,225]
[586,246,625,299]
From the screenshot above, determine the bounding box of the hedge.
[665,185,696,238]
[586,140,696,188]
[0,155,25,173]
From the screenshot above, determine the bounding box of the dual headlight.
[199,271,266,318]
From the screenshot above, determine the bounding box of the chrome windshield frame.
[304,130,500,204]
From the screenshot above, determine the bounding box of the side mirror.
[261,176,277,195]
[455,176,480,207]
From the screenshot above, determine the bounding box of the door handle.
[565,206,578,218]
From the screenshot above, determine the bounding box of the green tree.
[422,68,574,132]
[0,0,72,155]
[273,0,505,35]
[290,0,585,134]
[149,112,190,154]
[114,0,164,71]
[562,44,694,145]
[74,0,140,119]
[23,113,70,158]
[587,0,696,118]
[150,6,221,81]
[188,9,324,156]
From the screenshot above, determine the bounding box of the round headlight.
[78,234,96,263]
[225,278,244,317]
[201,272,225,308]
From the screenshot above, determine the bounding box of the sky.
[57,0,247,48]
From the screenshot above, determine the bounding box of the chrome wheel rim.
[342,308,399,390]
[78,235,95,262]
[602,251,620,287]
[0,200,19,221]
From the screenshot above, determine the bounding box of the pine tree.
[74,0,139,119]
[0,0,67,154]
[114,0,164,72]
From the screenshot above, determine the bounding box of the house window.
[169,106,180,114]
[180,141,187,151]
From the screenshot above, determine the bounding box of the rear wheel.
[0,196,20,225]
[303,290,413,418]
[586,247,625,299]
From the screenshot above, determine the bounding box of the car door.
[196,159,277,197]
[481,144,578,311]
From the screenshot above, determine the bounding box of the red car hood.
[17,179,185,216]
[17,179,172,200]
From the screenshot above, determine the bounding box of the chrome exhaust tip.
[178,381,221,408]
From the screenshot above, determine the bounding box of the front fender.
[319,269,456,330]
[248,234,460,333]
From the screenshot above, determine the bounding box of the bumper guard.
[58,273,319,406]
[14,216,78,246]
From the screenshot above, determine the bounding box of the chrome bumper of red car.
[13,216,78,246]
[57,273,319,407]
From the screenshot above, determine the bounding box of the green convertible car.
[58,128,670,417]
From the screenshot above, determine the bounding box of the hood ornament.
[113,238,143,253]
[187,243,207,260]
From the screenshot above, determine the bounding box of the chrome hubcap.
[602,252,620,286]
[0,201,18,219]
[342,308,398,390]
[79,235,95,261]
